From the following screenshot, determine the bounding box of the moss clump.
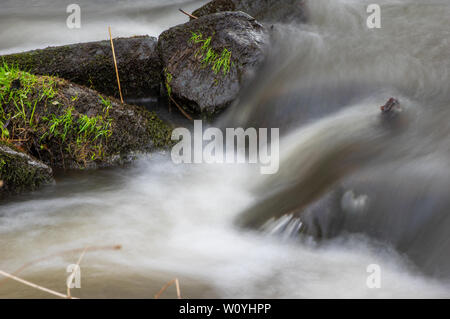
[0,63,113,167]
[189,32,232,76]
[164,68,173,97]
[0,63,173,170]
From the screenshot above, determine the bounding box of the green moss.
[164,68,173,97]
[0,63,59,133]
[189,31,232,76]
[0,63,115,166]
[39,98,114,164]
[1,62,173,170]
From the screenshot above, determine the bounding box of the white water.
[1,155,448,298]
[0,0,208,55]
[1,0,450,298]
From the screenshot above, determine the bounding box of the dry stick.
[108,26,124,104]
[169,95,193,121]
[175,278,181,299]
[0,245,122,287]
[0,269,76,299]
[179,8,198,19]
[154,278,182,299]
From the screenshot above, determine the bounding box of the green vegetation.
[0,63,56,133]
[0,62,173,174]
[0,63,114,166]
[164,68,173,97]
[189,32,232,75]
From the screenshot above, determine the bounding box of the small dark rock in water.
[192,0,308,24]
[380,97,401,114]
[158,11,270,116]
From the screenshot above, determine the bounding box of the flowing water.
[1,0,450,298]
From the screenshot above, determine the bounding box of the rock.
[0,65,173,170]
[192,0,308,24]
[158,12,269,116]
[1,36,161,100]
[0,142,53,198]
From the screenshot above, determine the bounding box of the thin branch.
[154,278,182,299]
[0,245,122,287]
[108,26,124,104]
[0,269,76,299]
[175,278,181,299]
[169,95,193,121]
[179,8,198,20]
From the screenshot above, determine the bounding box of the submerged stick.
[108,26,124,104]
[0,245,122,287]
[169,95,193,121]
[179,8,198,20]
[0,269,76,299]
[155,278,182,299]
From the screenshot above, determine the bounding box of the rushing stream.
[1,0,450,298]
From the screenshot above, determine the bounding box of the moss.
[189,32,232,76]
[164,68,173,97]
[1,63,173,170]
[1,37,162,99]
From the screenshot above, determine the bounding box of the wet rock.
[158,11,269,116]
[192,0,308,24]
[0,142,53,198]
[1,36,161,100]
[0,67,173,170]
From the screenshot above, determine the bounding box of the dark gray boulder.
[192,0,308,24]
[158,12,269,116]
[1,36,161,100]
[0,143,53,198]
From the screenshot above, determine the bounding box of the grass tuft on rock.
[189,32,232,76]
[0,63,173,169]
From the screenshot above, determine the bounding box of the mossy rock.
[0,142,53,198]
[158,12,269,116]
[1,36,161,100]
[0,65,173,170]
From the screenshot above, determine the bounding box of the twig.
[179,8,198,20]
[0,245,122,287]
[0,269,76,299]
[108,26,124,104]
[169,95,193,121]
[155,278,182,299]
[175,278,181,299]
